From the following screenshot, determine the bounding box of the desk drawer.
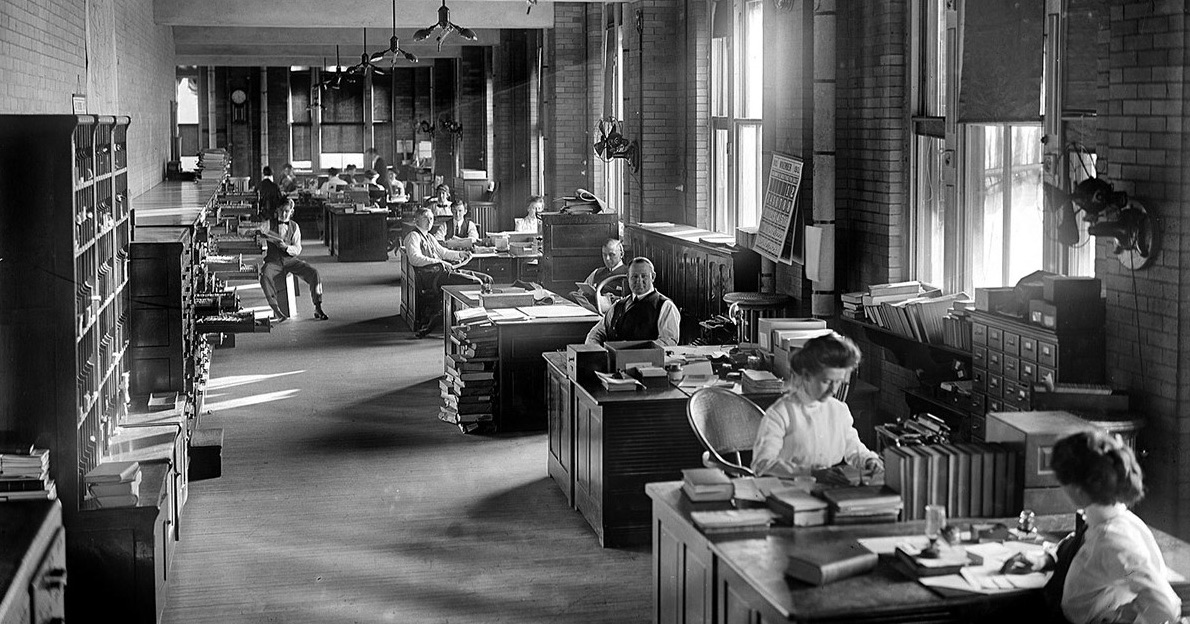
[1003,356,1019,382]
[1002,331,1020,357]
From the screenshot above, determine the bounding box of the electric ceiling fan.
[319,46,349,91]
[373,0,420,63]
[348,29,387,77]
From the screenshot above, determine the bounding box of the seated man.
[258,198,328,321]
[585,257,680,346]
[433,199,480,249]
[403,207,479,338]
[278,163,300,193]
[319,168,347,193]
[570,238,628,312]
[426,183,453,216]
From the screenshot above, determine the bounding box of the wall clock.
[230,89,247,105]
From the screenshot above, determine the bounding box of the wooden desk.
[647,481,1190,624]
[442,286,599,432]
[323,206,388,261]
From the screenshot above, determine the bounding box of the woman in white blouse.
[751,333,881,481]
[514,195,544,233]
[1049,430,1181,624]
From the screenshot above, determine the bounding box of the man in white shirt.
[570,238,628,312]
[403,207,480,337]
[585,257,680,346]
[258,199,328,321]
[433,200,480,245]
[319,168,346,193]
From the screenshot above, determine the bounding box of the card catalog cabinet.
[970,310,1105,421]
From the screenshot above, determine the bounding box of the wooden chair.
[686,387,766,477]
[595,273,629,314]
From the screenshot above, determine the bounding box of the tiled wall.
[0,0,176,196]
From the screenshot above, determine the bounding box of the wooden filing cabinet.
[0,501,66,624]
[544,353,575,508]
[539,212,620,296]
[971,311,1104,421]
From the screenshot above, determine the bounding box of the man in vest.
[258,198,328,321]
[570,238,628,312]
[585,257,680,346]
[404,207,480,337]
[433,199,479,244]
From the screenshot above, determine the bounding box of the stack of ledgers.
[858,281,972,346]
[882,442,1019,520]
[84,460,141,508]
[741,369,783,394]
[441,308,497,433]
[0,447,55,502]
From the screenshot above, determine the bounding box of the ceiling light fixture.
[319,46,348,90]
[349,29,387,77]
[413,0,478,51]
[374,0,420,63]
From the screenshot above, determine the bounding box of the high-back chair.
[595,273,629,314]
[686,387,766,477]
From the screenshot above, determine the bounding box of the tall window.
[321,71,364,169]
[289,69,313,169]
[910,0,948,289]
[710,0,763,234]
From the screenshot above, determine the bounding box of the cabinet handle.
[43,568,67,590]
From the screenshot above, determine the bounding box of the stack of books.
[881,442,1018,520]
[680,468,735,502]
[441,312,498,434]
[689,508,776,532]
[84,460,141,508]
[0,446,55,501]
[766,487,829,526]
[840,291,865,320]
[893,541,971,577]
[818,485,904,524]
[741,369,783,394]
[941,297,975,351]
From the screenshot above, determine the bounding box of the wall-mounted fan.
[592,117,639,172]
[1050,176,1160,269]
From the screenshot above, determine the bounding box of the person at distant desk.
[365,148,387,190]
[404,207,478,337]
[750,334,880,482]
[387,171,409,203]
[570,238,627,311]
[426,183,452,216]
[257,165,284,221]
[257,198,328,321]
[433,200,479,245]
[320,168,347,193]
[342,164,359,185]
[584,257,679,346]
[514,195,544,233]
[278,163,299,193]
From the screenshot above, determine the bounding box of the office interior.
[3,0,1190,621]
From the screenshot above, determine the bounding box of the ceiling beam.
[156,0,557,29]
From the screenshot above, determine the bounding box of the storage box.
[1043,275,1102,303]
[975,287,1017,314]
[985,410,1095,489]
[1027,299,1105,332]
[566,344,608,383]
[480,292,534,309]
[604,340,666,372]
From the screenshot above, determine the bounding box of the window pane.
[1006,126,1044,285]
[922,0,947,116]
[713,127,730,233]
[292,124,312,167]
[290,70,312,123]
[914,135,947,288]
[712,38,728,117]
[321,124,364,155]
[323,80,363,123]
[739,0,763,118]
[966,124,1045,288]
[736,123,762,229]
[373,75,392,122]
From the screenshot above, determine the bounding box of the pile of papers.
[741,369,783,394]
[0,447,55,502]
[818,485,904,524]
[594,370,642,392]
[85,460,141,508]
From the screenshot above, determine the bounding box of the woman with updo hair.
[750,333,882,481]
[1048,430,1181,624]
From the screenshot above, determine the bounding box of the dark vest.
[607,290,669,342]
[445,217,475,240]
[590,264,628,298]
[263,219,295,262]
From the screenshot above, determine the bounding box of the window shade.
[958,0,1043,122]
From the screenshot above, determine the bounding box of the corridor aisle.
[161,243,650,623]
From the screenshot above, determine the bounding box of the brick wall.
[0,0,175,196]
[548,3,593,201]
[1095,0,1189,535]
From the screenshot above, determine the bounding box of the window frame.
[709,0,763,234]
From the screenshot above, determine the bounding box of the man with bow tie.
[584,257,679,346]
[258,198,328,321]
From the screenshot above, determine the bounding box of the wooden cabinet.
[452,176,491,204]
[652,491,714,624]
[0,115,132,516]
[971,310,1104,416]
[539,212,620,295]
[624,224,760,335]
[0,501,66,624]
[129,227,195,395]
[325,207,388,261]
[545,353,575,508]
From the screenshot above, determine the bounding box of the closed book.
[84,460,140,484]
[458,371,495,382]
[689,509,776,532]
[93,493,139,508]
[902,446,929,521]
[818,485,902,511]
[681,482,734,502]
[0,478,50,492]
[88,473,142,498]
[832,511,900,525]
[919,446,949,509]
[956,443,985,518]
[882,447,912,519]
[785,540,878,586]
[681,467,732,489]
[766,488,829,527]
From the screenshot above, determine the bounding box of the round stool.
[723,292,792,345]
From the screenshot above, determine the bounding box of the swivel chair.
[686,387,766,478]
[595,273,629,314]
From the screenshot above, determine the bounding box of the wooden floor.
[161,243,651,623]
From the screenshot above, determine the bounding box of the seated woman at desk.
[514,195,544,233]
[386,171,409,202]
[433,199,480,246]
[1045,430,1181,624]
[426,183,453,216]
[751,333,882,481]
[319,168,347,193]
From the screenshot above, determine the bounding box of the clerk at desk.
[570,238,628,311]
[404,207,478,337]
[433,200,479,244]
[585,257,680,346]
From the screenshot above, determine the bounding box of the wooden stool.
[188,428,224,481]
[723,292,792,345]
[273,273,299,317]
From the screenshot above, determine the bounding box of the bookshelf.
[838,316,970,384]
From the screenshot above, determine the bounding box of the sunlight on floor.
[208,370,307,391]
[205,389,301,412]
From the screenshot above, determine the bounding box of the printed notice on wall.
[755,152,803,265]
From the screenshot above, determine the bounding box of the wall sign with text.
[755,152,803,265]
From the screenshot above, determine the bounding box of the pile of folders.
[881,442,1019,520]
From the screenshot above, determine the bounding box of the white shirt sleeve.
[655,299,680,346]
[751,405,812,478]
[284,222,303,256]
[404,230,461,267]
[466,221,480,240]
[585,307,612,345]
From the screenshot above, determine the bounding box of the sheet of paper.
[514,305,599,318]
[488,308,529,322]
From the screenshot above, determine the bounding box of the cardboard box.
[1043,275,1102,303]
[985,410,1095,489]
[566,344,607,383]
[605,340,665,372]
[756,318,828,350]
